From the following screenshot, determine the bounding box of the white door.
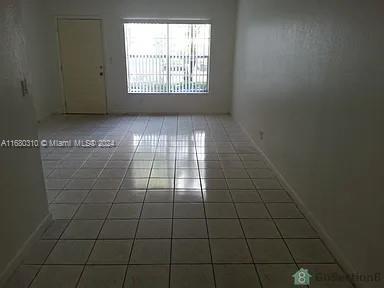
[58,19,106,114]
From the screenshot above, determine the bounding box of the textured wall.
[0,0,49,279]
[232,0,384,286]
[22,0,62,121]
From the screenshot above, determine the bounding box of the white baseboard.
[0,213,52,287]
[235,119,360,288]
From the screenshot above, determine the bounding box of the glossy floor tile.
[5,115,353,288]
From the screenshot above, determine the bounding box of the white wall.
[47,0,237,114]
[232,0,384,287]
[0,0,50,281]
[22,0,62,121]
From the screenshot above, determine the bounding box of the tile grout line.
[220,115,266,288]
[232,137,304,273]
[28,144,99,288]
[167,115,178,288]
[230,118,354,287]
[121,115,153,288]
[25,115,355,288]
[40,116,127,285]
[195,115,217,288]
[72,115,137,288]
[223,118,307,286]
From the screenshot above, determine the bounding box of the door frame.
[56,16,108,114]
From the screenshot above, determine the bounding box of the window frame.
[122,18,212,95]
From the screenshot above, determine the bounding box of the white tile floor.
[5,115,354,288]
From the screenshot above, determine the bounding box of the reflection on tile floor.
[5,115,354,288]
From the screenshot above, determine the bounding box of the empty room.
[0,0,383,287]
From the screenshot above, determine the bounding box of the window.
[124,22,211,94]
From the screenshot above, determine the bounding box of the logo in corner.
[293,268,312,286]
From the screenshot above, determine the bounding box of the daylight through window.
[124,22,211,94]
